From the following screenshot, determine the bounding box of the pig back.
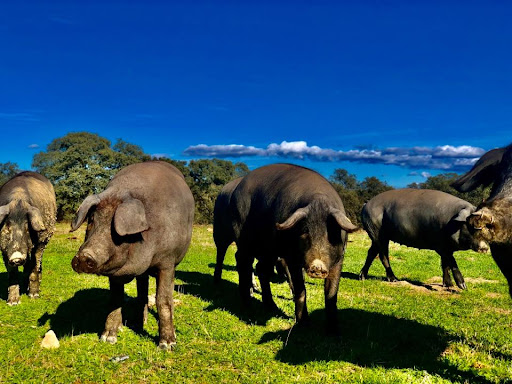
[231,164,345,244]
[108,161,194,263]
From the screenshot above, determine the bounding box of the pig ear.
[330,208,358,233]
[114,198,148,236]
[468,209,495,230]
[28,206,46,232]
[71,195,101,232]
[0,205,10,225]
[276,206,310,231]
[452,207,473,223]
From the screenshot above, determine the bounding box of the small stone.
[148,294,156,308]
[41,330,60,349]
[110,355,129,363]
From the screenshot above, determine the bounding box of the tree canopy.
[32,132,149,219]
[407,172,489,207]
[0,162,20,186]
[330,170,394,226]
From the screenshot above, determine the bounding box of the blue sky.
[1,1,511,186]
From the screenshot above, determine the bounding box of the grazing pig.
[230,163,357,332]
[213,177,290,291]
[70,161,194,350]
[0,171,56,305]
[359,189,489,289]
[452,144,512,296]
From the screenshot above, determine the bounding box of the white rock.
[41,330,60,349]
[148,294,156,308]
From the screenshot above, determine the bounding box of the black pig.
[359,189,489,289]
[229,163,357,333]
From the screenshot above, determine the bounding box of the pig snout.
[72,251,98,273]
[476,241,490,254]
[306,259,329,279]
[8,251,26,267]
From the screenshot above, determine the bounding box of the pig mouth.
[474,241,490,254]
[306,269,329,279]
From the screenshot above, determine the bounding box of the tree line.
[0,132,489,224]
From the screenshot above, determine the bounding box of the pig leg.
[277,257,294,296]
[235,250,254,306]
[444,252,466,290]
[27,243,45,298]
[324,258,343,335]
[156,266,176,350]
[440,253,454,287]
[378,240,397,282]
[289,264,309,325]
[136,273,149,330]
[100,278,124,344]
[213,242,229,284]
[6,264,20,306]
[359,242,379,280]
[256,259,278,311]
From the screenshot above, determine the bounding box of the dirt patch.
[485,292,504,299]
[389,280,460,295]
[463,277,500,284]
[490,307,512,315]
[425,277,443,284]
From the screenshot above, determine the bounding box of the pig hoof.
[158,341,176,351]
[28,293,40,299]
[100,333,118,344]
[358,271,367,280]
[456,282,467,290]
[7,299,20,306]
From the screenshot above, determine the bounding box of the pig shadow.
[259,308,498,384]
[176,270,290,326]
[207,263,289,283]
[37,288,159,344]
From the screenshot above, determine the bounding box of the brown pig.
[0,171,56,305]
[71,161,194,350]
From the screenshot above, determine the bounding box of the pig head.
[276,199,358,279]
[71,193,150,276]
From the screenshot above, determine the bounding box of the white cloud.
[183,141,486,172]
[28,144,39,149]
[421,172,431,178]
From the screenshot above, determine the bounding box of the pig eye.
[300,232,309,239]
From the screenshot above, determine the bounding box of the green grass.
[0,223,511,383]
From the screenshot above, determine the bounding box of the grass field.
[0,223,511,383]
